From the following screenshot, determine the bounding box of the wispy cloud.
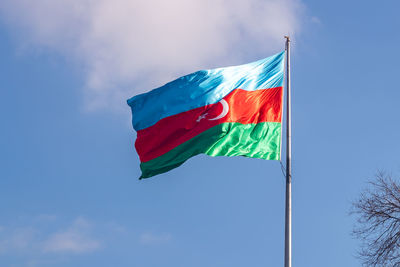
[34,214,57,222]
[310,16,322,25]
[140,232,172,245]
[0,227,37,253]
[0,217,100,255]
[42,217,100,253]
[0,0,306,110]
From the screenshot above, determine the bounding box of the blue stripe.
[127,51,285,131]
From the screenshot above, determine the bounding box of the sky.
[1,0,400,266]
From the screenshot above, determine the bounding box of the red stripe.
[136,87,283,162]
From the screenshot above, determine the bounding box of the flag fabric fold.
[127,51,285,178]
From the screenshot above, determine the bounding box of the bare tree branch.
[351,172,400,266]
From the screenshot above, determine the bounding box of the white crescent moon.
[208,99,229,121]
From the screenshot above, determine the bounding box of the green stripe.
[140,122,281,179]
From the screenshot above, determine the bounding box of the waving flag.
[127,52,285,178]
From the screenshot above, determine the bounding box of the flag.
[127,52,285,178]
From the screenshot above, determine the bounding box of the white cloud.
[140,232,172,245]
[26,258,61,267]
[0,0,306,110]
[42,217,100,253]
[0,217,100,255]
[311,16,322,25]
[34,214,57,223]
[0,227,37,253]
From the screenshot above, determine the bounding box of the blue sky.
[1,0,400,266]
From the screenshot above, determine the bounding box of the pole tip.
[284,35,290,41]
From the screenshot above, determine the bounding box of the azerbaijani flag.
[127,52,285,179]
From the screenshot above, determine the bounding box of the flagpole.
[284,36,292,267]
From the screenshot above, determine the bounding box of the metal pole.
[284,36,292,267]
